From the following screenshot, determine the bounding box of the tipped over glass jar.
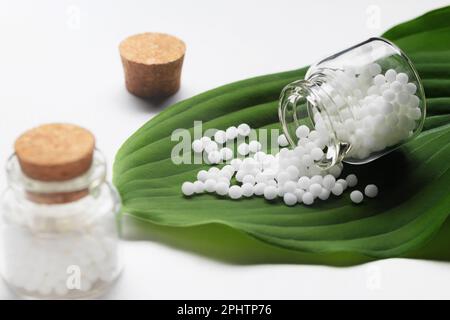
[279,37,426,168]
[0,124,122,299]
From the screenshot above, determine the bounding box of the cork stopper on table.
[119,32,186,98]
[15,123,95,182]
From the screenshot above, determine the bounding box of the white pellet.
[345,174,358,187]
[310,147,324,161]
[192,139,204,153]
[204,141,218,153]
[302,192,314,205]
[310,175,323,185]
[237,123,251,136]
[283,193,297,206]
[241,183,254,197]
[318,188,330,201]
[204,179,217,192]
[215,182,229,196]
[322,174,336,190]
[336,178,347,190]
[294,189,304,203]
[228,185,243,199]
[385,69,397,83]
[263,186,278,200]
[237,143,250,156]
[283,181,297,194]
[364,184,378,198]
[225,126,238,140]
[350,190,363,203]
[254,183,266,196]
[242,175,256,185]
[207,150,222,164]
[277,134,289,147]
[197,170,209,182]
[193,181,205,193]
[248,140,262,153]
[396,72,408,84]
[214,130,227,144]
[331,183,343,196]
[181,182,195,196]
[295,125,310,139]
[309,183,322,197]
[298,176,310,190]
[220,147,233,161]
[230,158,242,171]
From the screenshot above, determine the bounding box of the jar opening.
[279,79,346,169]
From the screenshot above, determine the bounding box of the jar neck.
[6,149,107,205]
[279,74,352,168]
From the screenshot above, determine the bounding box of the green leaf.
[113,7,450,260]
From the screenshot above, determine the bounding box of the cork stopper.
[119,32,186,98]
[15,123,95,182]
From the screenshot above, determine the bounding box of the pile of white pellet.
[183,123,378,206]
[312,66,421,159]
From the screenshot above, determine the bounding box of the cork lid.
[119,32,186,65]
[15,123,95,181]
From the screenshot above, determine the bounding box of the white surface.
[1,0,449,299]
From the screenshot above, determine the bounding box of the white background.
[0,0,449,299]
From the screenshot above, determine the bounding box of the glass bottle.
[279,37,426,168]
[0,128,122,299]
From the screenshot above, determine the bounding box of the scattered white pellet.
[228,185,243,199]
[310,147,324,161]
[230,158,242,171]
[242,175,256,185]
[277,134,289,147]
[204,141,218,153]
[318,188,330,201]
[322,174,336,190]
[237,143,250,156]
[241,183,254,197]
[214,130,227,144]
[207,150,222,164]
[204,179,217,192]
[295,125,310,139]
[193,181,205,193]
[345,174,358,187]
[237,123,251,136]
[298,176,310,190]
[226,126,238,140]
[254,183,266,196]
[331,183,343,196]
[364,184,378,198]
[215,182,229,196]
[283,193,297,206]
[197,170,209,182]
[248,140,262,153]
[283,181,297,194]
[200,136,211,147]
[302,192,314,205]
[350,190,364,203]
[220,147,233,161]
[181,182,195,196]
[294,189,304,203]
[336,179,347,190]
[309,183,322,197]
[192,139,204,153]
[263,186,278,200]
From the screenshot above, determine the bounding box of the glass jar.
[0,150,122,299]
[279,37,426,168]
